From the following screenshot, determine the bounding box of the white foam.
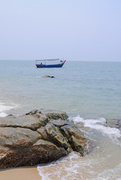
[70,116,121,140]
[0,103,17,117]
[94,163,121,180]
[37,152,81,180]
[0,112,8,117]
[37,150,121,180]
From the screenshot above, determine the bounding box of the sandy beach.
[0,167,42,180]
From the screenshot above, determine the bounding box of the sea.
[0,60,121,180]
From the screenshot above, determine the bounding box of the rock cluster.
[0,109,89,169]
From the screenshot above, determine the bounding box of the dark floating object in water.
[41,75,55,78]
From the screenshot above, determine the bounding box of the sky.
[0,0,121,61]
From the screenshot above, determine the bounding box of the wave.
[70,115,121,140]
[0,102,18,117]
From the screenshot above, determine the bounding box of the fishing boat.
[36,58,66,68]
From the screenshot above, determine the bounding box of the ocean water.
[0,60,121,179]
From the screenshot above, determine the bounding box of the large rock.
[0,109,89,169]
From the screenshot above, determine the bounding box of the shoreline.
[0,166,42,180]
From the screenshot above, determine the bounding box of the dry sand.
[0,167,42,180]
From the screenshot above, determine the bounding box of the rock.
[25,109,68,121]
[116,119,121,129]
[41,75,55,78]
[0,115,48,130]
[106,119,121,129]
[45,123,70,150]
[0,127,40,148]
[49,119,70,127]
[0,140,67,169]
[0,109,89,169]
[60,125,89,156]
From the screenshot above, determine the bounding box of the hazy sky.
[0,0,121,61]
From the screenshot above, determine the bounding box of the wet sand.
[0,167,42,180]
